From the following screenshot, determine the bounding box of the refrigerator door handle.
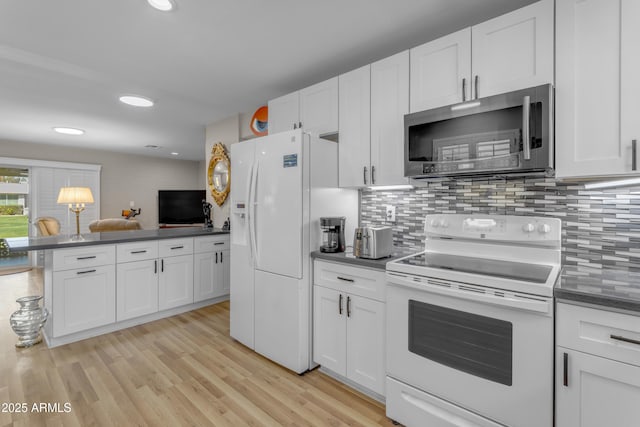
[245,162,255,264]
[249,161,260,267]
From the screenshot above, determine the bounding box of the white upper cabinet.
[556,0,640,178]
[268,77,338,136]
[409,0,553,112]
[410,28,471,113]
[472,0,553,98]
[268,92,299,135]
[339,65,372,188]
[371,51,409,186]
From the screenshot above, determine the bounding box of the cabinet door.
[221,249,230,294]
[193,251,217,302]
[52,265,116,337]
[313,286,346,376]
[472,0,553,98]
[268,91,299,134]
[556,347,640,427]
[346,295,385,395]
[409,28,471,112]
[299,77,338,136]
[556,0,640,178]
[339,65,371,187]
[158,254,194,310]
[116,259,158,321]
[371,50,409,186]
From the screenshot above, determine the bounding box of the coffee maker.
[319,217,346,253]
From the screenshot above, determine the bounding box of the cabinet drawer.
[117,241,159,263]
[557,302,640,367]
[313,260,386,302]
[53,245,116,271]
[194,234,229,253]
[158,238,193,257]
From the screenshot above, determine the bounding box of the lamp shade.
[57,187,94,205]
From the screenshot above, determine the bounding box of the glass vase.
[9,295,49,348]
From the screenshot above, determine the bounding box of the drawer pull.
[170,245,184,250]
[220,252,223,263]
[339,294,343,315]
[610,334,640,346]
[563,352,568,387]
[77,255,97,260]
[347,295,351,317]
[77,269,96,275]
[337,276,354,283]
[214,242,225,245]
[161,259,164,272]
[131,250,147,254]
[215,252,218,264]
[154,260,157,274]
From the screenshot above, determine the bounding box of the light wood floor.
[0,269,394,426]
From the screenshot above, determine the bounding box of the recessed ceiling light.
[147,0,175,12]
[119,95,154,108]
[170,152,179,156]
[53,127,85,135]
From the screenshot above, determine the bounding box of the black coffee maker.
[320,217,346,253]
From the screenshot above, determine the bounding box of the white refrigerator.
[229,129,357,374]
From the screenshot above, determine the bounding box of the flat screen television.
[158,190,206,225]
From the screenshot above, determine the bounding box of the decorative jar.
[9,295,49,348]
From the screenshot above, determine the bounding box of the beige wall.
[0,139,201,229]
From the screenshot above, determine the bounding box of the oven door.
[386,272,553,427]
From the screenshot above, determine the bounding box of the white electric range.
[385,214,561,427]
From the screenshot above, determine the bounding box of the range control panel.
[424,214,561,244]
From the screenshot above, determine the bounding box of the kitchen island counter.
[555,266,640,313]
[7,227,229,252]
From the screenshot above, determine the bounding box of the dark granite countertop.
[7,227,229,252]
[555,266,640,313]
[311,247,417,270]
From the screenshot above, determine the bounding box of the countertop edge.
[554,288,640,314]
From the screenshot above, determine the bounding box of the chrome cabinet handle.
[474,75,479,99]
[77,269,96,275]
[215,252,218,264]
[214,242,224,246]
[371,165,376,184]
[611,334,640,346]
[131,250,147,254]
[339,294,343,315]
[633,140,637,171]
[161,259,164,272]
[363,166,368,185]
[563,352,568,387]
[220,252,223,263]
[346,296,351,318]
[154,260,157,274]
[299,121,302,129]
[77,255,96,260]
[462,78,466,102]
[293,123,297,129]
[170,245,184,250]
[337,276,354,283]
[522,95,531,160]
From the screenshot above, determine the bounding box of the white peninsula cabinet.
[41,232,230,347]
[555,302,640,426]
[555,0,640,178]
[410,0,553,112]
[51,245,116,337]
[268,77,338,136]
[313,260,386,398]
[194,234,230,301]
[339,51,409,187]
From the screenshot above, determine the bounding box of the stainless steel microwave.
[404,84,553,178]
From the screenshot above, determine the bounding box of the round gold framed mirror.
[207,142,230,206]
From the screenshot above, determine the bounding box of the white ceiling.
[0,0,536,161]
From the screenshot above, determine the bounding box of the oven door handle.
[387,273,552,315]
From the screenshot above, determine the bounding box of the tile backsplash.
[360,177,640,271]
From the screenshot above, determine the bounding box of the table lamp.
[57,187,94,236]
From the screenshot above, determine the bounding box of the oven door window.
[408,300,513,386]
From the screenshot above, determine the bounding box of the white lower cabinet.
[313,260,386,396]
[116,259,159,321]
[158,254,194,310]
[193,235,230,301]
[52,264,116,337]
[556,302,640,426]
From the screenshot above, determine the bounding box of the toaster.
[353,227,393,259]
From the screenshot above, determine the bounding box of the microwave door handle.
[522,95,531,160]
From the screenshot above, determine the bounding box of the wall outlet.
[386,205,396,222]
